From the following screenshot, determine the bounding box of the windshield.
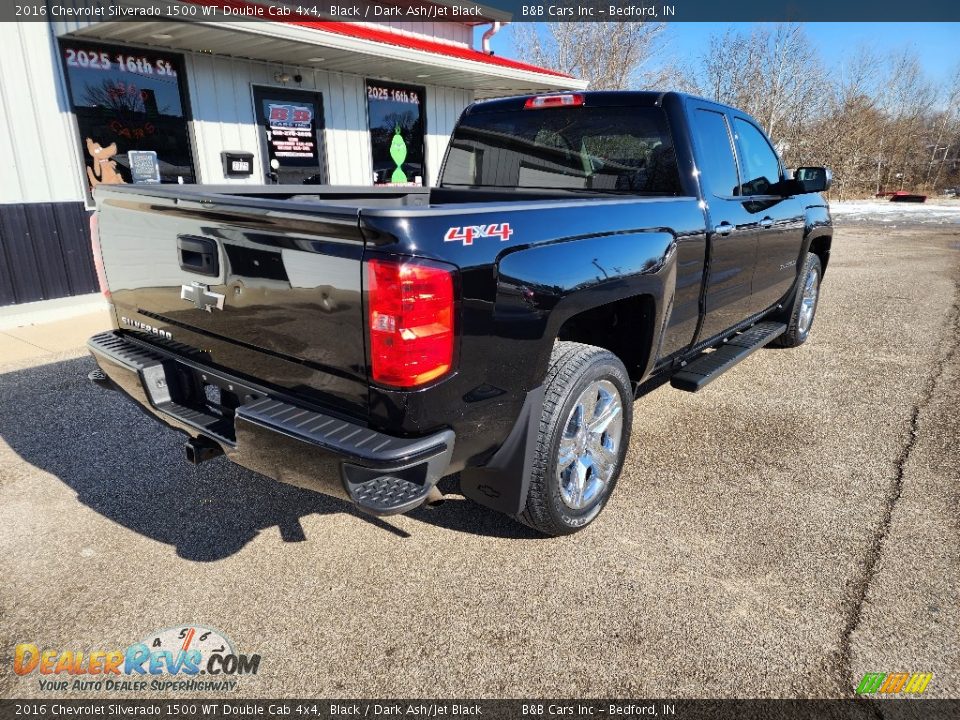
[441,105,682,195]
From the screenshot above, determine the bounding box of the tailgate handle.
[177,235,219,277]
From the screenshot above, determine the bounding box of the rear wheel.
[516,342,633,536]
[774,253,822,348]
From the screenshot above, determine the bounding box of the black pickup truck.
[87,91,832,536]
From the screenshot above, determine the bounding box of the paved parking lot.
[1,220,958,699]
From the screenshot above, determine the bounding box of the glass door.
[252,86,327,184]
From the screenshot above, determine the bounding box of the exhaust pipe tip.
[423,485,445,509]
[185,436,223,465]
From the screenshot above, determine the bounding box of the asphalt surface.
[1,220,958,700]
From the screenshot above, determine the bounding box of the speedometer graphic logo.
[141,624,235,659]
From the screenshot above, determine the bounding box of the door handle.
[177,235,219,277]
[759,217,774,229]
[714,222,735,236]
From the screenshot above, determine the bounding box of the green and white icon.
[390,125,408,183]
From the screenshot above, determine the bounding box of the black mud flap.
[459,385,544,516]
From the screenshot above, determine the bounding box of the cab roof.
[464,90,733,115]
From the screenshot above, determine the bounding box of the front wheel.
[774,252,822,348]
[516,342,633,536]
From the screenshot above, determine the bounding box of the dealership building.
[0,4,583,307]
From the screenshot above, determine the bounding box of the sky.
[484,22,960,88]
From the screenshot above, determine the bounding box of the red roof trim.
[184,0,574,79]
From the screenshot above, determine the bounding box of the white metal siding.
[0,23,87,204]
[425,85,472,185]
[185,52,473,186]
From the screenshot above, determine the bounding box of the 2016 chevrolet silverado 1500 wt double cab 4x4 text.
[87,91,832,536]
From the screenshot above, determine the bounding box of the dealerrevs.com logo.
[14,624,261,693]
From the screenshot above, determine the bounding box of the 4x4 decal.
[444,223,513,246]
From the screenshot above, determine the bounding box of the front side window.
[366,81,425,186]
[733,118,782,196]
[60,40,195,196]
[441,106,682,195]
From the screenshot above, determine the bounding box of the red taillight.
[524,93,585,109]
[89,211,111,300]
[366,257,456,388]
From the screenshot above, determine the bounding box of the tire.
[516,342,633,536]
[773,252,822,348]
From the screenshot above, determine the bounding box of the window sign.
[59,40,195,196]
[266,102,318,162]
[366,81,425,187]
[128,150,161,184]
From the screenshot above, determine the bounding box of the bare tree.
[925,64,960,190]
[803,48,884,199]
[513,22,668,90]
[753,25,826,142]
[873,49,935,191]
[696,29,757,108]
[686,24,826,145]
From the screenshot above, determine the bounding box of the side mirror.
[793,166,832,193]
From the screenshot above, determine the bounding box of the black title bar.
[1,699,957,720]
[5,0,960,22]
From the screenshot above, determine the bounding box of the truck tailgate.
[95,188,369,418]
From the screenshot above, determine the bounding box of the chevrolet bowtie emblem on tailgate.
[180,282,225,312]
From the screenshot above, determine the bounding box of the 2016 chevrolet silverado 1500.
[87,91,832,536]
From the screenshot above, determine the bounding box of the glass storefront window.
[366,80,425,187]
[59,40,196,194]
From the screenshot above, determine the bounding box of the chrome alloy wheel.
[556,379,624,511]
[798,266,820,336]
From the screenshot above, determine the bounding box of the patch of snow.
[830,200,960,225]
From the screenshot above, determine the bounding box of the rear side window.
[441,106,682,195]
[733,118,782,195]
[691,109,739,197]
